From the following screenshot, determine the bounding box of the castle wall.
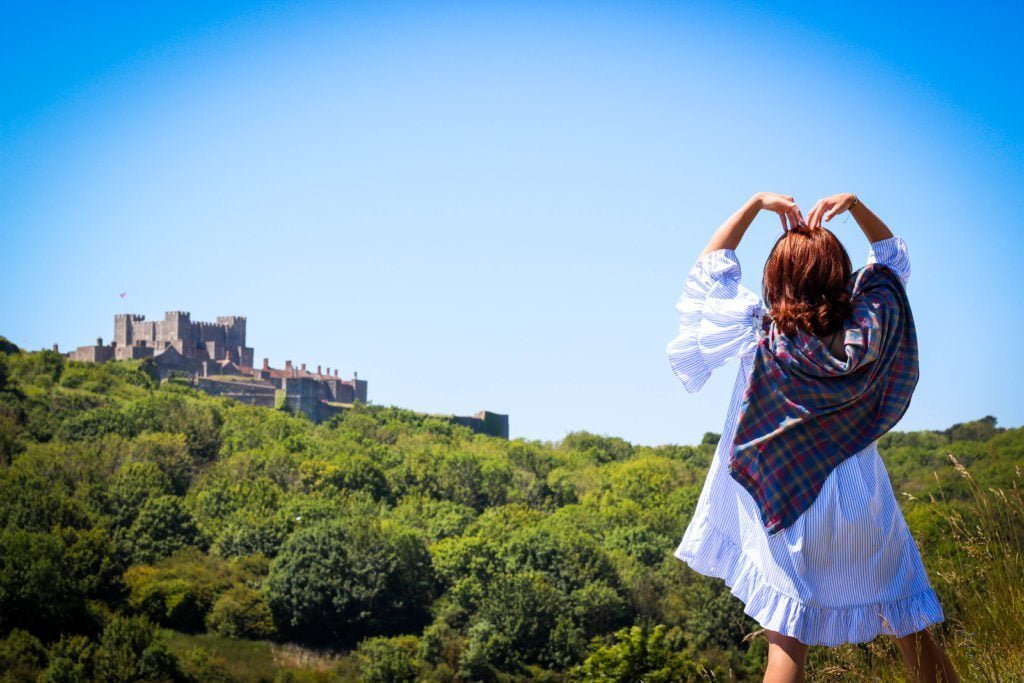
[115,345,154,361]
[237,346,254,368]
[197,378,276,408]
[450,410,509,439]
[131,320,159,346]
[70,345,115,363]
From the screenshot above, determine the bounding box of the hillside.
[0,340,1021,681]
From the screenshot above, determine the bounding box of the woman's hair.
[762,224,854,338]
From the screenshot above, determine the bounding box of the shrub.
[205,585,276,639]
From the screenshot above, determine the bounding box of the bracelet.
[849,195,859,210]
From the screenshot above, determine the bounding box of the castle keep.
[66,311,508,438]
[70,311,255,369]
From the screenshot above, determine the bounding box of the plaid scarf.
[729,262,919,535]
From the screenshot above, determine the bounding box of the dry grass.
[269,641,349,671]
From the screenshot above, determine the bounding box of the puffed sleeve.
[666,248,765,394]
[866,235,911,288]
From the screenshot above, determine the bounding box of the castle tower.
[217,316,247,347]
[163,311,192,343]
[114,313,144,347]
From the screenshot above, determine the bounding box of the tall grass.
[805,453,1024,681]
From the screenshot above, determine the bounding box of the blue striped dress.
[665,235,945,646]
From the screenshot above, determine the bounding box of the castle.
[67,311,508,438]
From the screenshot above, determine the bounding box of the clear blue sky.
[2,1,1022,446]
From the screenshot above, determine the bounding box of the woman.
[666,192,959,683]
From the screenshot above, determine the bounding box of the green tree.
[92,614,179,683]
[356,635,422,683]
[476,570,565,668]
[0,628,48,681]
[205,585,276,639]
[0,530,87,640]
[266,518,436,646]
[39,633,96,682]
[126,495,201,564]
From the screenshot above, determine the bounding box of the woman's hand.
[756,192,805,232]
[805,193,857,230]
[699,192,803,257]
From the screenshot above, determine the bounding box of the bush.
[39,633,96,683]
[123,548,238,632]
[356,635,422,683]
[0,628,48,681]
[205,585,276,639]
[92,614,179,682]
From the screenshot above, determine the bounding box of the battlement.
[216,316,246,324]
[114,314,146,322]
[165,310,191,317]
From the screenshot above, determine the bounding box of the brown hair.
[762,224,854,338]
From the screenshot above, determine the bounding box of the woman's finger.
[805,206,819,230]
[786,206,802,228]
[779,211,788,232]
[812,203,830,229]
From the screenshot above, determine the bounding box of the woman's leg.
[763,629,809,683]
[894,628,959,683]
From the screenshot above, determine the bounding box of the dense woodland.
[0,339,1021,682]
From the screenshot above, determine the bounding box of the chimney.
[285,360,292,372]
[326,367,330,376]
[263,357,270,370]
[317,365,322,375]
[97,337,103,346]
[334,369,339,377]
[301,363,306,372]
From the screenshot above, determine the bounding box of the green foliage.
[7,348,65,388]
[701,431,721,446]
[265,517,436,646]
[205,584,276,639]
[123,547,255,633]
[356,634,422,682]
[126,494,201,564]
[568,623,720,681]
[60,359,159,394]
[475,570,566,668]
[92,614,180,682]
[0,336,20,355]
[0,627,48,681]
[39,633,97,682]
[0,529,97,640]
[0,348,1020,680]
[559,431,634,464]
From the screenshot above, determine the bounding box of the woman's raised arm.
[699,192,805,258]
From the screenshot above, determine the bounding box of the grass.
[159,629,359,682]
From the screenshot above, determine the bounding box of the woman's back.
[665,233,942,647]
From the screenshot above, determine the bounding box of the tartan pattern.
[729,262,919,536]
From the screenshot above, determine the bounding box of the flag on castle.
[119,292,127,299]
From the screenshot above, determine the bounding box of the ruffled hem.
[674,524,945,647]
